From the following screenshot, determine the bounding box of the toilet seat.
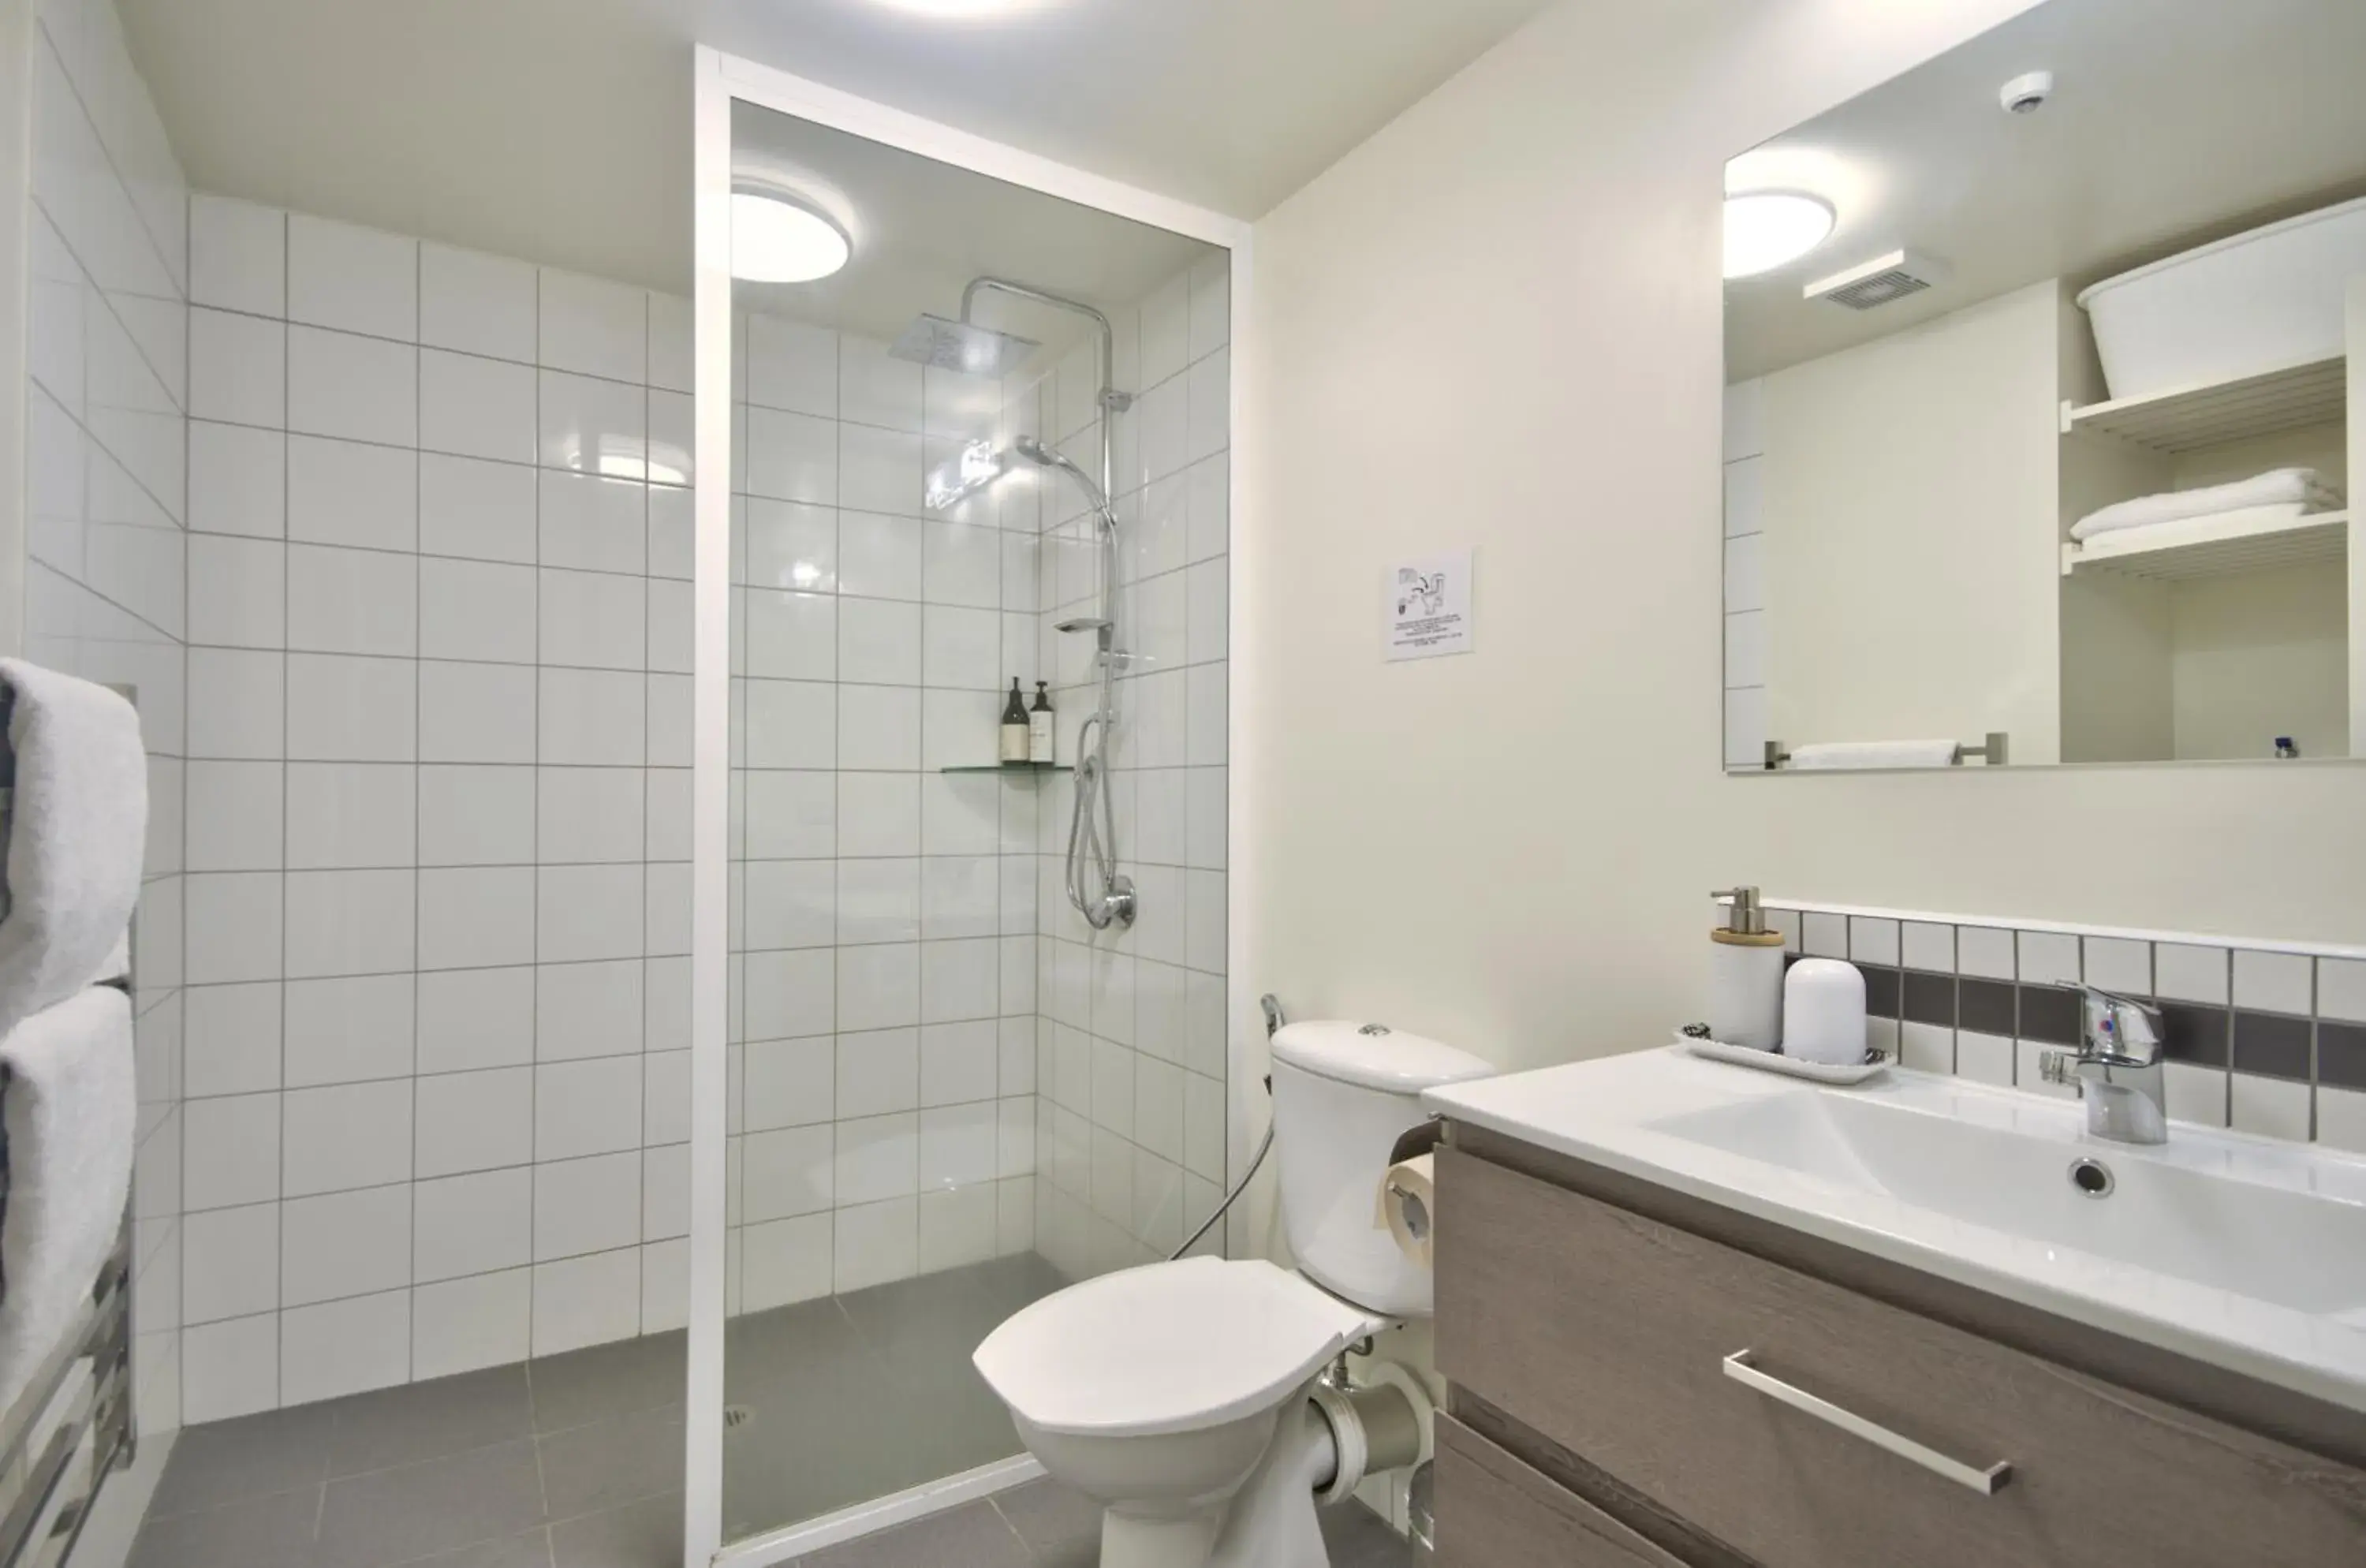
[974,1257,1381,1439]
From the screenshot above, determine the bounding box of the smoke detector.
[2000,71,2054,114]
[1803,249,1950,311]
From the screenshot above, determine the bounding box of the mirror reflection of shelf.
[940,762,1072,775]
[2061,507,2348,581]
[2059,353,2346,455]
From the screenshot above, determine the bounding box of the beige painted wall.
[1761,280,2062,761]
[1241,0,2366,1088]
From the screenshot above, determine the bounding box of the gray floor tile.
[394,1527,557,1568]
[991,1479,1100,1557]
[794,1500,1032,1568]
[315,1435,547,1568]
[127,1485,321,1568]
[1321,1500,1413,1567]
[326,1366,537,1478]
[147,1401,338,1518]
[539,1405,686,1522]
[529,1331,687,1434]
[550,1493,681,1568]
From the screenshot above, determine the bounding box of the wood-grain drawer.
[1433,1412,1686,1567]
[1435,1148,2366,1568]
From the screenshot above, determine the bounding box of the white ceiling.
[730,98,1218,352]
[117,0,1556,295]
[1725,0,2366,380]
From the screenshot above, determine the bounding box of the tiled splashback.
[1765,902,2366,1154]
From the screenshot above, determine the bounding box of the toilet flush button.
[1357,1023,1392,1036]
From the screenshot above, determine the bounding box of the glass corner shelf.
[940,761,1072,775]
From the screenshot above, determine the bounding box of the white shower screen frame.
[688,45,1257,1568]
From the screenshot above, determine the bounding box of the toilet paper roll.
[1376,1154,1436,1270]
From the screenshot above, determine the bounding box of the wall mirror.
[1722,0,2366,771]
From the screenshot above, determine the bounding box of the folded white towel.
[0,662,147,1041]
[1789,740,1961,771]
[2071,468,2342,541]
[0,987,135,1422]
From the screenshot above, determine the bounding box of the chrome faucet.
[2039,986,2170,1144]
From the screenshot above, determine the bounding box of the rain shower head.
[889,314,1039,378]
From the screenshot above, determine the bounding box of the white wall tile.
[838,511,920,601]
[186,760,282,871]
[283,1079,412,1195]
[539,471,645,573]
[285,974,413,1086]
[421,454,536,563]
[536,960,643,1062]
[189,308,284,427]
[748,316,836,417]
[181,1314,279,1422]
[539,567,644,670]
[182,1202,279,1323]
[540,668,645,767]
[287,216,416,341]
[280,1183,411,1305]
[282,1290,409,1405]
[417,868,536,971]
[289,326,416,446]
[189,420,286,538]
[286,654,415,762]
[417,967,536,1073]
[741,1215,831,1311]
[538,369,644,475]
[288,433,417,551]
[185,1092,282,1209]
[413,1268,531,1380]
[420,349,536,464]
[185,983,282,1098]
[421,245,536,363]
[531,1247,640,1355]
[286,543,416,657]
[284,868,415,978]
[539,271,645,383]
[420,660,537,763]
[533,1149,642,1259]
[184,872,283,984]
[189,195,285,316]
[420,558,536,666]
[416,1066,535,1178]
[414,1168,532,1282]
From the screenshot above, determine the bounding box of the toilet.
[974,1021,1491,1568]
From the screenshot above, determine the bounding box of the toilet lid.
[973,1257,1379,1439]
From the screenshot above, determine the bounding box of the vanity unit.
[1420,1051,2366,1566]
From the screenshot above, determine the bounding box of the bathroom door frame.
[689,44,1259,1568]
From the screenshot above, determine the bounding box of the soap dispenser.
[1708,887,1786,1050]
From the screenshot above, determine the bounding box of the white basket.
[2077,195,2366,402]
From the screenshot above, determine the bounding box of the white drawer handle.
[1723,1350,2013,1495]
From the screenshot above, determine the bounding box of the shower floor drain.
[723,1405,756,1432]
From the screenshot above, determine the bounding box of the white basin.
[1424,1047,2366,1413]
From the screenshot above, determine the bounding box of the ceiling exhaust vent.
[1804,249,1949,311]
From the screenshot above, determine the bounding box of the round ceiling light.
[1722,192,1834,279]
[868,0,1055,16]
[732,187,851,283]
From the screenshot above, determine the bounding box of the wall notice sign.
[1385,550,1474,661]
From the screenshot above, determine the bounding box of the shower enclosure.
[685,50,1249,1566]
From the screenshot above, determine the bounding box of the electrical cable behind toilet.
[1170,993,1286,1260]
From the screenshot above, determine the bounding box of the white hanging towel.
[0,662,147,1041]
[0,986,135,1421]
[1788,740,1962,771]
[2069,468,2342,541]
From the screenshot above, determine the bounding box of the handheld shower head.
[1009,435,1113,525]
